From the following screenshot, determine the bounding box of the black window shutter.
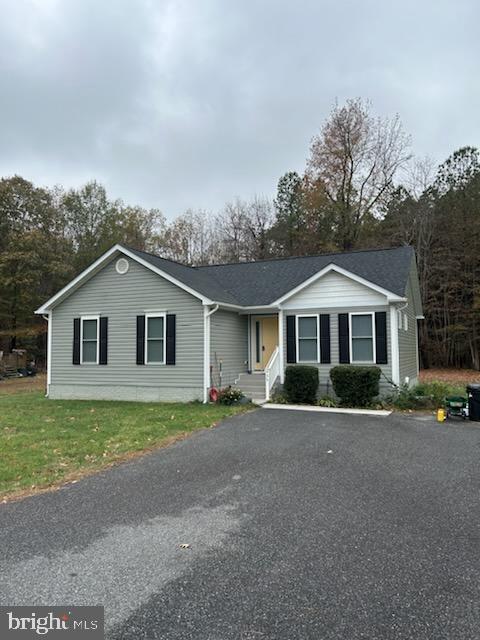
[73,318,81,365]
[166,314,176,365]
[99,317,108,365]
[338,313,350,364]
[136,315,145,365]
[319,314,331,364]
[375,311,388,364]
[286,315,296,363]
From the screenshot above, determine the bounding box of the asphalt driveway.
[1,408,479,639]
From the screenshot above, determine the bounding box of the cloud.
[0,0,479,217]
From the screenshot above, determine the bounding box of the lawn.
[0,391,252,500]
[419,368,480,388]
[0,373,46,396]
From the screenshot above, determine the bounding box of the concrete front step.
[234,372,267,403]
[237,374,265,382]
[233,386,265,397]
[236,375,265,386]
[235,384,266,392]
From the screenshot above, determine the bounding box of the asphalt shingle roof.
[127,245,414,307]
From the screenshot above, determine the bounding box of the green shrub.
[217,386,244,405]
[414,382,453,406]
[317,395,338,408]
[386,383,416,410]
[270,392,289,404]
[330,365,381,407]
[389,381,460,410]
[284,365,319,404]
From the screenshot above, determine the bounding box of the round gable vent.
[116,257,129,274]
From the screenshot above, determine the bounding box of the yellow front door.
[254,316,278,370]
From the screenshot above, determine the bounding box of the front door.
[253,316,278,370]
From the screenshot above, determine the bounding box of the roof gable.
[35,244,216,313]
[197,246,413,306]
[277,264,400,308]
[36,244,415,314]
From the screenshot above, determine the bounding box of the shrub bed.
[284,365,319,404]
[330,365,381,407]
[389,381,464,410]
[217,386,244,405]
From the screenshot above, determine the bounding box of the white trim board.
[80,315,100,365]
[296,314,320,363]
[44,311,52,395]
[144,312,166,365]
[278,310,285,383]
[349,311,376,364]
[389,305,400,385]
[203,304,219,403]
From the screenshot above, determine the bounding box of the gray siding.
[210,309,248,387]
[50,257,204,402]
[398,274,419,385]
[281,306,394,397]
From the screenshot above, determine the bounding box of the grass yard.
[419,368,480,388]
[0,391,252,501]
[0,373,46,396]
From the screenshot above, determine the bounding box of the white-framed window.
[403,313,408,332]
[296,314,320,362]
[349,312,375,363]
[145,313,166,364]
[81,315,99,364]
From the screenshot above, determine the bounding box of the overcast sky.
[1,0,478,218]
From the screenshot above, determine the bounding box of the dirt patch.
[420,368,480,385]
[0,373,46,396]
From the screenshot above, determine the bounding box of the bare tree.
[307,98,411,250]
[214,198,250,263]
[403,155,435,199]
[156,209,215,265]
[214,196,274,262]
[243,196,274,260]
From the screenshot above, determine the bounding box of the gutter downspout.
[203,304,219,403]
[42,312,51,397]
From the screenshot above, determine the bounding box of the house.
[35,244,423,403]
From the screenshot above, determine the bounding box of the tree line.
[1,98,479,370]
